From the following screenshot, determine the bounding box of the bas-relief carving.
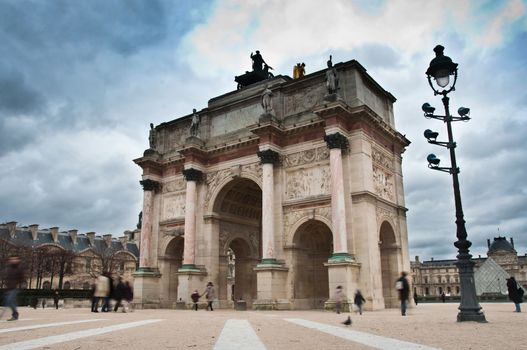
[283,147,329,168]
[283,206,332,243]
[373,166,394,201]
[219,221,260,258]
[285,165,331,200]
[376,206,397,223]
[284,86,325,116]
[210,105,259,138]
[372,148,394,171]
[162,178,186,193]
[162,194,186,220]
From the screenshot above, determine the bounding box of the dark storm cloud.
[0,69,44,114]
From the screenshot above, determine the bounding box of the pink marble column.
[139,179,160,268]
[324,133,349,255]
[257,149,279,263]
[182,168,202,268]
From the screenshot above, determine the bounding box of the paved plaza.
[0,303,524,349]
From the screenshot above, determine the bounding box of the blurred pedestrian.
[204,282,215,311]
[506,277,523,313]
[353,290,366,315]
[396,271,410,316]
[101,272,113,312]
[2,257,25,321]
[93,273,109,313]
[90,282,97,312]
[413,293,419,306]
[334,285,344,314]
[191,290,201,311]
[53,290,59,309]
[123,281,133,312]
[113,277,125,312]
[441,292,446,303]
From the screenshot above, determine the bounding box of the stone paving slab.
[0,303,524,349]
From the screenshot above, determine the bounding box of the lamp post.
[423,45,486,322]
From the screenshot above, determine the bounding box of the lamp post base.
[457,309,487,323]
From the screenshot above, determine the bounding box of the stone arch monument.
[132,57,411,310]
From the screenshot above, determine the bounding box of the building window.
[447,286,451,294]
[85,258,92,273]
[43,281,51,289]
[424,277,428,284]
[63,281,71,290]
[425,287,429,295]
[83,282,91,290]
[438,287,443,295]
[456,286,460,294]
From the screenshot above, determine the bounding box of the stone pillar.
[323,132,357,311]
[180,168,202,271]
[177,168,207,307]
[257,149,280,265]
[133,178,161,309]
[138,179,160,270]
[324,133,353,261]
[253,149,289,310]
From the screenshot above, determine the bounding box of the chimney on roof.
[68,229,78,245]
[478,255,481,258]
[431,257,434,261]
[50,227,59,243]
[29,224,39,240]
[86,232,95,246]
[510,237,515,248]
[119,235,129,250]
[487,239,491,248]
[6,221,17,239]
[415,256,419,262]
[103,234,112,248]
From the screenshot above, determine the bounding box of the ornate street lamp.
[423,45,486,322]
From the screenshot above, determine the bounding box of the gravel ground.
[0,302,524,349]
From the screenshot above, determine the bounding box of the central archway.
[292,219,332,309]
[213,177,262,308]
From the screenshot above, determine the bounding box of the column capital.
[183,168,203,182]
[324,132,348,150]
[257,149,280,165]
[140,179,160,192]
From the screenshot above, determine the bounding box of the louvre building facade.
[411,236,526,297]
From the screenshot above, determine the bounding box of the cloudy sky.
[1,0,526,261]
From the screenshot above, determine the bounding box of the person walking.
[191,290,201,311]
[506,277,523,312]
[441,292,446,303]
[334,285,344,314]
[93,273,109,313]
[53,290,60,309]
[101,273,114,312]
[2,257,25,321]
[353,289,366,315]
[204,282,215,311]
[413,292,419,306]
[123,281,133,313]
[113,277,125,312]
[396,271,410,316]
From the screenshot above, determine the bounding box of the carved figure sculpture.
[325,55,338,94]
[148,123,157,149]
[261,86,273,114]
[189,108,200,137]
[250,50,265,71]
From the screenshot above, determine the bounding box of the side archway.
[379,221,399,308]
[159,236,184,306]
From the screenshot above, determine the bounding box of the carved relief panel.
[219,221,260,258]
[372,148,395,202]
[285,166,331,200]
[161,178,186,221]
[284,85,325,116]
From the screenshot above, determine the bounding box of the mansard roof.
[488,236,516,254]
[0,223,139,259]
